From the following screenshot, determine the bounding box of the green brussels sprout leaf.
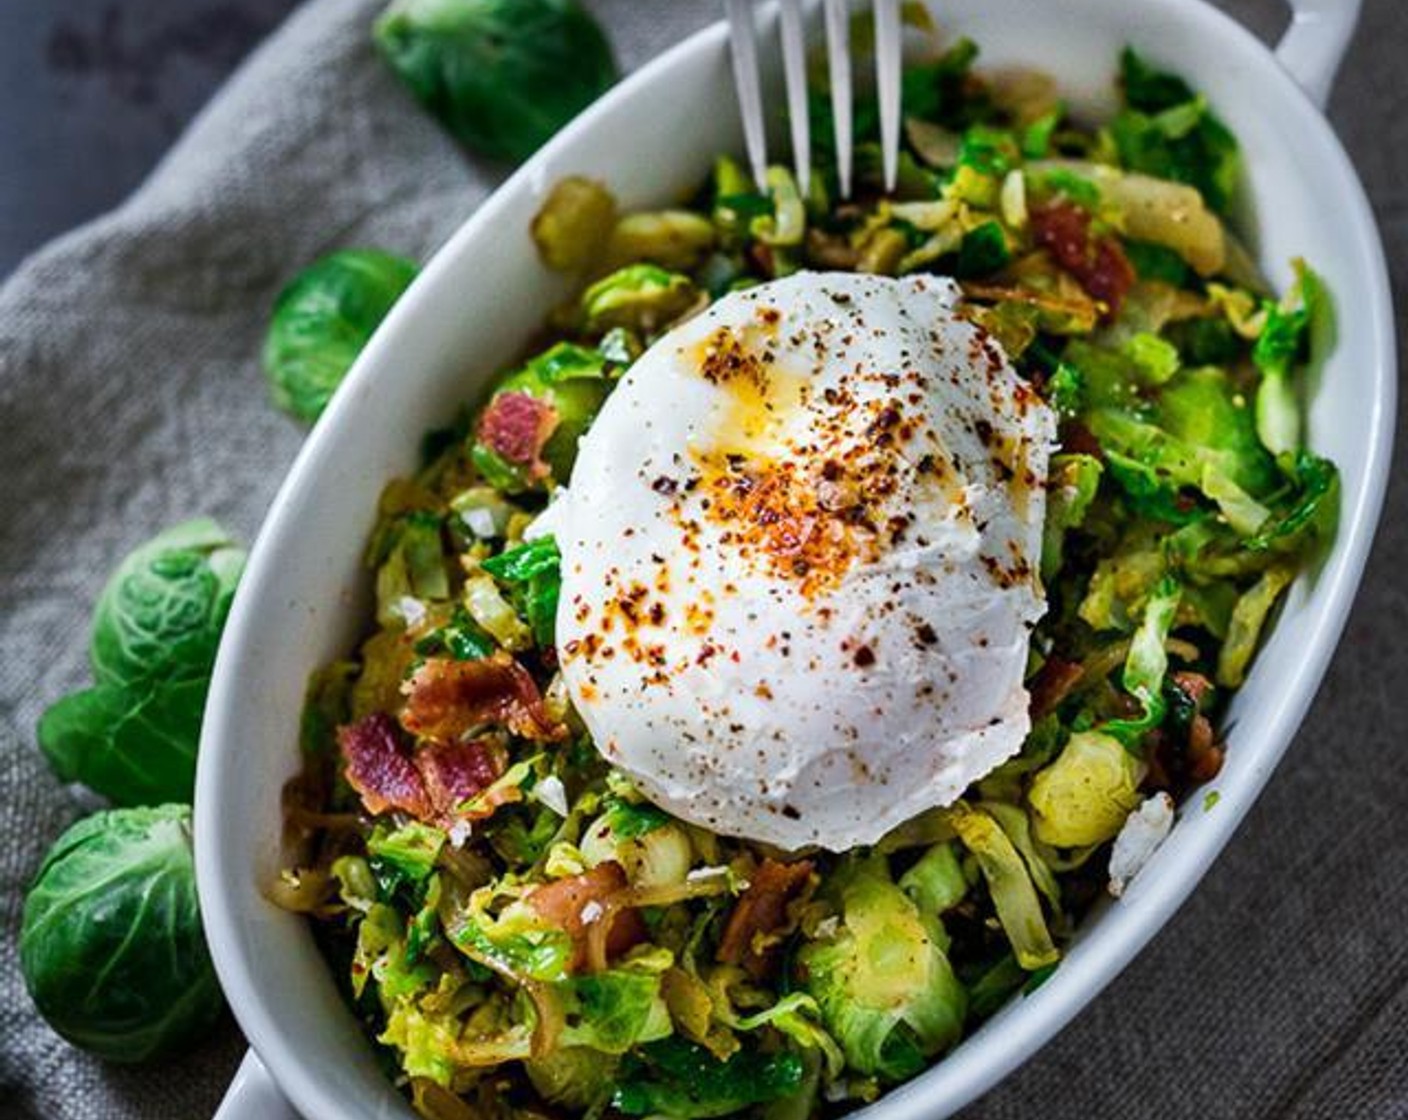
[482,536,561,648]
[556,964,673,1054]
[1040,453,1103,582]
[38,519,245,806]
[1101,575,1181,745]
[1217,564,1296,688]
[1112,48,1239,217]
[38,677,206,807]
[1253,260,1329,456]
[613,1037,806,1119]
[946,804,1058,971]
[897,841,968,917]
[581,265,700,335]
[798,855,966,1080]
[527,1046,619,1109]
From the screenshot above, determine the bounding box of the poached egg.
[535,272,1055,851]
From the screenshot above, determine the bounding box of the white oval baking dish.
[196,1,1394,1116]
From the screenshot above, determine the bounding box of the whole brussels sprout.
[374,0,618,163]
[263,249,419,424]
[91,519,245,685]
[19,805,225,1062]
[38,519,245,806]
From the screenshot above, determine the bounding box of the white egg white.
[535,272,1056,851]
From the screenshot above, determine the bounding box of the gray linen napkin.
[1,0,1404,1117]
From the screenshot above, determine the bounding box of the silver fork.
[725,0,903,200]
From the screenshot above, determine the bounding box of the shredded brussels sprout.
[272,38,1337,1120]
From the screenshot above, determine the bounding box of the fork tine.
[725,0,769,188]
[823,0,853,198]
[778,0,811,198]
[874,0,902,194]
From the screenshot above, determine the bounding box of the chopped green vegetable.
[947,804,1058,970]
[1102,576,1181,745]
[482,536,561,648]
[897,842,968,917]
[581,808,692,888]
[1028,731,1144,847]
[558,963,673,1053]
[798,855,966,1080]
[532,176,618,272]
[1125,240,1191,286]
[608,209,718,272]
[368,821,446,882]
[527,1046,618,1109]
[1217,565,1296,687]
[1254,261,1327,455]
[1041,453,1103,582]
[375,510,451,627]
[1113,48,1239,216]
[752,166,806,248]
[955,221,1012,278]
[614,1038,805,1118]
[581,264,699,334]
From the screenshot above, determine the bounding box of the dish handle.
[212,1050,302,1120]
[1276,0,1361,109]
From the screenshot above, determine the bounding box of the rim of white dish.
[195,3,1396,1118]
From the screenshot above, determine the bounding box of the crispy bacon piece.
[340,713,508,824]
[340,713,433,819]
[526,862,646,972]
[1173,672,1223,781]
[1029,656,1085,718]
[1147,671,1224,788]
[400,653,565,744]
[1171,670,1213,707]
[477,392,558,479]
[718,858,815,979]
[1185,713,1224,781]
[1031,201,1135,315]
[416,738,508,817]
[1058,419,1103,459]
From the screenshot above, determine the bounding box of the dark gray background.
[1,1,1404,1118]
[0,0,302,278]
